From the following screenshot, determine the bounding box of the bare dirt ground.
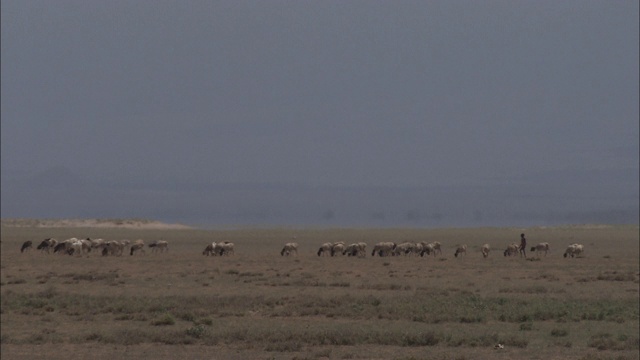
[1,221,638,360]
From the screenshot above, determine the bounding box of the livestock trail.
[1,224,638,360]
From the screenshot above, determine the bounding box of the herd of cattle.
[18,238,585,259]
[19,238,168,256]
[297,240,584,258]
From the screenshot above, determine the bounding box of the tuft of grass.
[7,279,27,285]
[550,328,569,337]
[185,324,208,338]
[401,331,440,346]
[198,318,213,326]
[588,333,616,350]
[85,332,103,341]
[177,312,196,322]
[501,335,528,348]
[597,271,637,282]
[151,313,175,326]
[519,323,533,331]
[264,340,303,352]
[459,316,484,324]
[585,333,638,351]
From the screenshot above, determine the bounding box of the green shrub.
[151,313,175,326]
[185,324,207,338]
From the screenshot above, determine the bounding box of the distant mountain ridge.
[1,218,192,229]
[1,166,637,228]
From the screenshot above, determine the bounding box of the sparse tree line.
[20,238,585,259]
[20,238,168,256]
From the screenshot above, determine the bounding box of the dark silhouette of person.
[519,233,527,258]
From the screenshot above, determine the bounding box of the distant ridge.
[0,218,193,230]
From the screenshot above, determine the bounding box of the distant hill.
[1,166,637,228]
[0,218,192,229]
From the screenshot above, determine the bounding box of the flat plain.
[1,223,638,360]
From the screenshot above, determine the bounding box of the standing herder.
[519,233,527,258]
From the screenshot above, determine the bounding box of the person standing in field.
[519,233,527,258]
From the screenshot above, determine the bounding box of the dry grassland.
[1,224,638,360]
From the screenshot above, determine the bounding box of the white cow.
[481,244,491,258]
[317,242,333,257]
[530,242,550,257]
[454,244,467,258]
[371,242,396,257]
[563,243,584,258]
[281,242,299,256]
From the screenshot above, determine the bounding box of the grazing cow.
[156,240,169,253]
[371,242,396,257]
[317,242,333,257]
[216,242,235,256]
[564,243,584,258]
[330,242,345,256]
[54,238,82,256]
[481,244,490,258]
[37,238,56,253]
[420,241,442,257]
[503,243,519,257]
[148,241,158,251]
[79,239,92,254]
[130,243,145,256]
[92,240,108,254]
[53,239,80,256]
[343,242,367,257]
[89,238,106,251]
[281,242,299,256]
[530,242,550,257]
[120,239,131,251]
[420,243,434,257]
[431,241,442,256]
[111,241,125,256]
[454,244,467,258]
[409,242,423,256]
[53,242,69,254]
[149,240,169,253]
[20,241,33,253]
[393,242,415,256]
[69,240,83,256]
[203,243,215,256]
[432,241,442,256]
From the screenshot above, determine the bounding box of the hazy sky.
[2,0,638,189]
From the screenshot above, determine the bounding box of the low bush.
[151,313,175,326]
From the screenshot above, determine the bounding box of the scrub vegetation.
[1,223,638,359]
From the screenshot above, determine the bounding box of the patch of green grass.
[7,279,27,285]
[151,313,175,326]
[185,324,208,338]
[519,323,533,331]
[550,328,569,337]
[597,271,637,282]
[587,333,639,351]
[401,331,440,346]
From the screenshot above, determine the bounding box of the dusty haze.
[1,1,638,228]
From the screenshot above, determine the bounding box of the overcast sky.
[2,0,638,191]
